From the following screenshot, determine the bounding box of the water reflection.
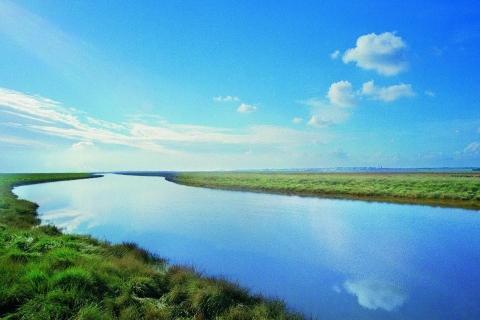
[14,174,480,319]
[344,280,408,311]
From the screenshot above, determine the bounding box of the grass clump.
[0,173,304,319]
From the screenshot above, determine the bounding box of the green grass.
[168,171,480,210]
[0,173,304,319]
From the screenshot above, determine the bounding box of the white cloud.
[0,135,49,148]
[342,32,409,76]
[306,108,351,128]
[300,98,352,128]
[330,50,340,59]
[0,109,54,123]
[71,141,95,150]
[292,117,303,124]
[213,95,240,102]
[0,87,331,158]
[344,280,408,311]
[327,81,357,107]
[425,90,436,97]
[237,103,257,114]
[361,80,416,102]
[464,142,479,153]
[86,117,126,130]
[0,87,82,127]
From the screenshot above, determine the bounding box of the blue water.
[14,174,480,319]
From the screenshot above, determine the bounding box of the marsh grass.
[170,171,480,210]
[0,173,303,319]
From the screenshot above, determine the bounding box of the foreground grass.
[0,173,303,319]
[168,171,480,210]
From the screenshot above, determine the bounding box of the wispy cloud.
[237,103,258,114]
[213,95,240,102]
[299,98,351,128]
[342,32,409,76]
[0,1,97,83]
[292,117,303,124]
[0,1,156,114]
[0,87,330,155]
[0,135,50,148]
[329,147,351,160]
[464,142,479,153]
[86,117,127,131]
[361,80,416,102]
[330,50,340,59]
[0,110,54,123]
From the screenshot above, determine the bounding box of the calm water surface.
[14,174,480,319]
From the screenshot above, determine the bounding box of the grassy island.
[168,171,480,210]
[0,173,303,319]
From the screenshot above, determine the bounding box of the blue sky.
[0,0,479,172]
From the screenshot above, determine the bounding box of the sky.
[0,0,479,172]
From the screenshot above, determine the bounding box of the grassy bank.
[168,171,480,210]
[0,173,303,319]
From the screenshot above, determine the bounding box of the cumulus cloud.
[464,142,479,153]
[342,32,409,76]
[361,80,416,102]
[213,95,240,102]
[330,50,340,59]
[344,280,408,311]
[237,103,257,114]
[292,117,303,124]
[327,81,357,107]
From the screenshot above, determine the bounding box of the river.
[13,174,480,319]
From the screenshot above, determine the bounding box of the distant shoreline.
[116,170,480,210]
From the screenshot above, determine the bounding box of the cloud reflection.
[41,208,93,232]
[344,279,408,311]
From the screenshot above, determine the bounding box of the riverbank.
[166,171,480,210]
[0,173,303,319]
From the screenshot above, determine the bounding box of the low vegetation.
[169,171,480,210]
[0,173,303,319]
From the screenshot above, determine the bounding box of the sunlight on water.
[14,174,480,319]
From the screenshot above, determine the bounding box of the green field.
[169,171,480,210]
[0,173,302,319]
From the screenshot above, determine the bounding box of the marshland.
[4,170,480,319]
